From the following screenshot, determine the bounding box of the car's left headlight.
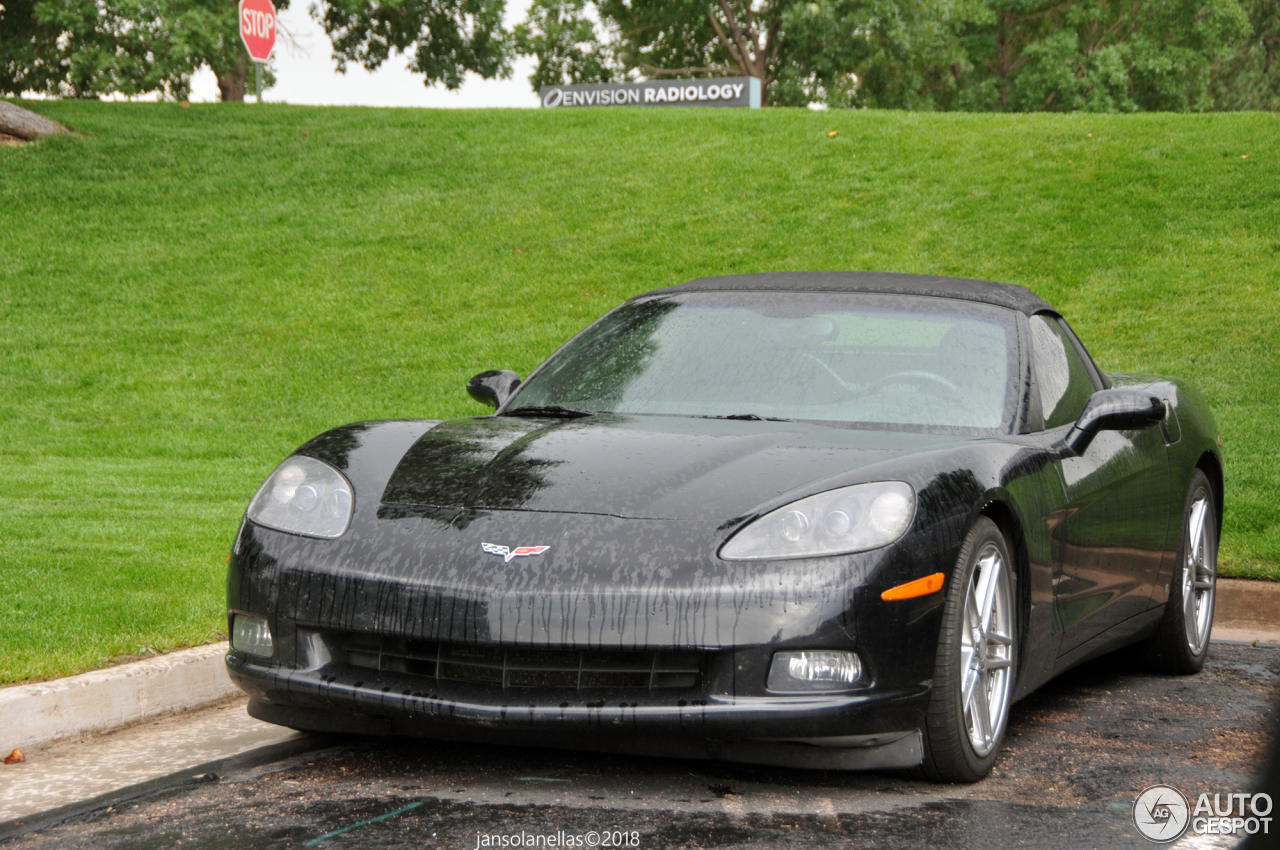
[246,455,353,539]
[719,481,915,561]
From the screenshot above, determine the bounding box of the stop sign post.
[239,0,277,101]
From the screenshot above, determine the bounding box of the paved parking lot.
[8,643,1277,849]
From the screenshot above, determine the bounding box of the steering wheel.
[864,370,964,399]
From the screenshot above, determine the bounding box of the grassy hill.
[1,101,1277,683]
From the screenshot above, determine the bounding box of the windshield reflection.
[507,292,1019,431]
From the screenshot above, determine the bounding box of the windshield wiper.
[697,413,794,422]
[503,405,597,419]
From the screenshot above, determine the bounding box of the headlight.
[719,481,914,561]
[246,455,353,539]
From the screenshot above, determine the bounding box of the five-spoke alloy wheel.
[960,541,1015,757]
[916,517,1017,782]
[1147,469,1218,673]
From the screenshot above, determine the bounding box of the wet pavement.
[0,698,301,823]
[5,644,1277,849]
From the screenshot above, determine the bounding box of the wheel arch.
[1195,450,1224,535]
[978,499,1031,678]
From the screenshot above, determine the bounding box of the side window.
[1029,315,1096,429]
[1056,317,1109,389]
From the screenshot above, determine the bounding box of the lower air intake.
[341,633,703,692]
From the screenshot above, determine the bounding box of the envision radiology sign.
[540,77,761,109]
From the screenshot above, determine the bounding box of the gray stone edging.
[1,643,237,754]
[1216,577,1280,627]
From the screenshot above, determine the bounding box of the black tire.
[1144,469,1217,674]
[913,517,1018,783]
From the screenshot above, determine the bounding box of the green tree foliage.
[513,0,614,89]
[517,0,1256,111]
[316,0,509,90]
[0,0,507,101]
[1211,0,1280,109]
[0,0,1268,109]
[1,0,63,96]
[771,0,979,108]
[951,0,1250,112]
[0,0,288,100]
[516,1,795,104]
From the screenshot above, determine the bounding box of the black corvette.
[226,272,1222,782]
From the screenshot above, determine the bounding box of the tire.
[1145,469,1217,674]
[913,517,1018,783]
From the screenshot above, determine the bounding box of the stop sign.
[239,0,277,63]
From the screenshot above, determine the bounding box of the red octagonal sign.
[239,0,277,63]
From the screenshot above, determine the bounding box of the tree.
[511,0,986,107]
[513,0,615,89]
[0,0,65,96]
[0,0,510,102]
[315,0,510,90]
[168,0,284,102]
[515,1,818,105]
[516,0,1257,112]
[599,1,787,104]
[951,0,1251,112]
[0,0,288,101]
[770,0,979,108]
[1211,0,1280,109]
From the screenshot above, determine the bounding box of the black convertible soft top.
[641,271,1054,316]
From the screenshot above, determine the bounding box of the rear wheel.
[1146,469,1217,674]
[914,517,1017,783]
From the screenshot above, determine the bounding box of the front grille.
[341,633,703,692]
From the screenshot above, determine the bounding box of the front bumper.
[228,510,956,770]
[227,646,929,769]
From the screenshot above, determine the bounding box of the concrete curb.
[1,643,236,754]
[1216,578,1280,626]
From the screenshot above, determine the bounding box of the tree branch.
[766,17,780,70]
[707,12,748,74]
[717,0,757,78]
[640,63,740,77]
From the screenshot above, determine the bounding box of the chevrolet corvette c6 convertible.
[226,272,1222,782]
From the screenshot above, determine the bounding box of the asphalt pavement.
[5,642,1276,849]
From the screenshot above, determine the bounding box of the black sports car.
[226,272,1222,782]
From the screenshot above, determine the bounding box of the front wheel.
[914,517,1017,783]
[1145,469,1218,674]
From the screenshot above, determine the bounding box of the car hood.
[379,414,973,522]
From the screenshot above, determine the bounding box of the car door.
[1029,315,1171,655]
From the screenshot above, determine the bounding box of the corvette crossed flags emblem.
[482,542,550,563]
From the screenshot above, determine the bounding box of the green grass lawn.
[1,101,1277,683]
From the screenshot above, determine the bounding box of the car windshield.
[506,291,1020,431]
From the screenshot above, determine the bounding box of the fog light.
[231,614,274,659]
[767,651,861,693]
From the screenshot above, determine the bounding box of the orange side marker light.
[881,572,945,601]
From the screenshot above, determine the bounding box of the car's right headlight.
[246,455,353,539]
[719,481,915,561]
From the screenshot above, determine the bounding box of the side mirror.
[467,370,521,409]
[1062,389,1165,456]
